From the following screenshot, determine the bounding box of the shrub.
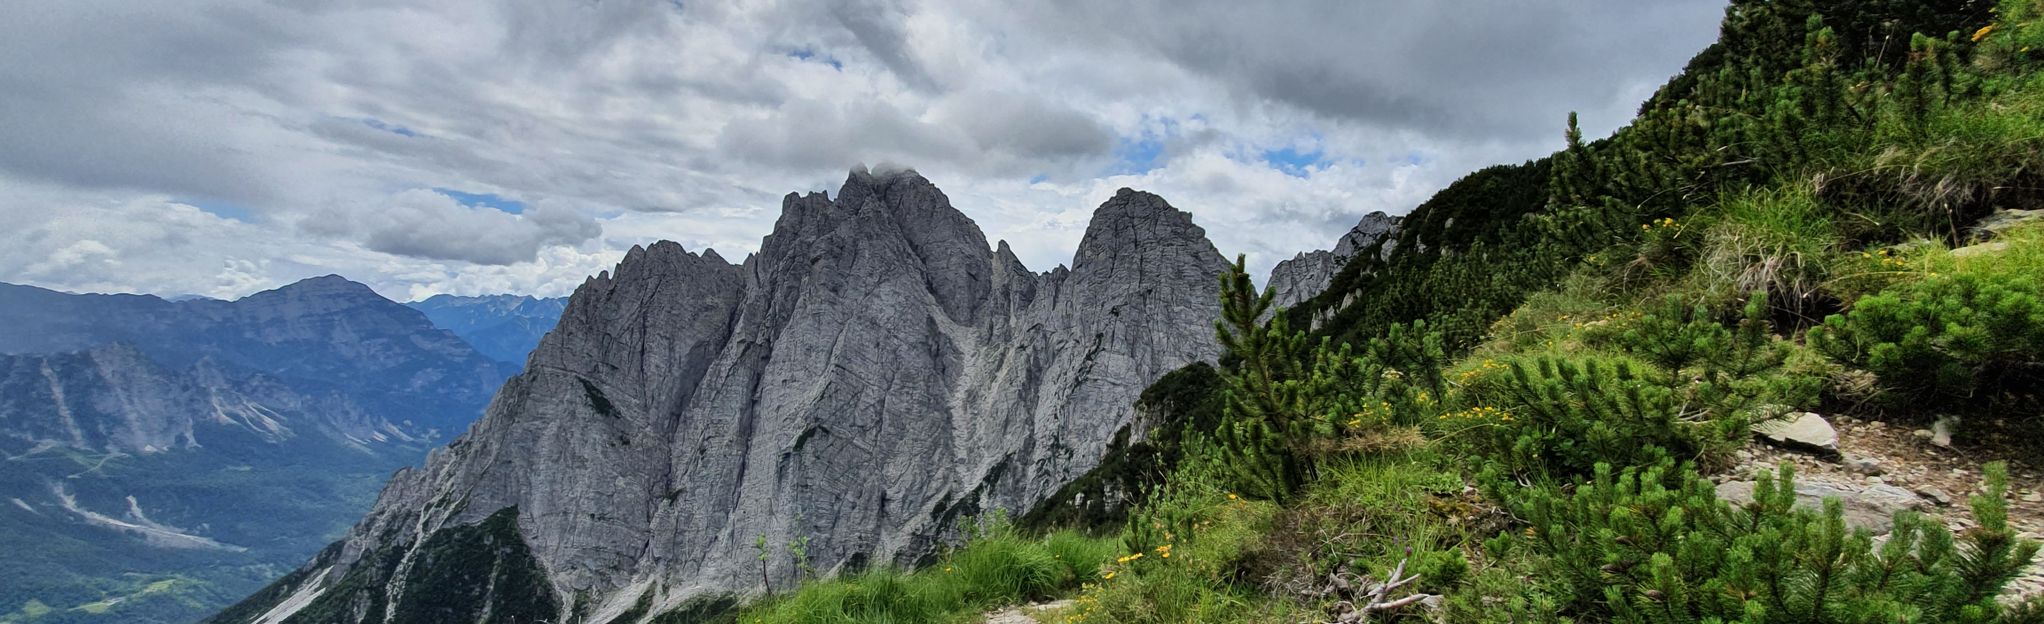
[1813,269,2044,414]
[1454,293,1819,479]
[1437,558,1569,624]
[1605,294,1820,418]
[1454,353,1735,479]
[1497,460,2038,624]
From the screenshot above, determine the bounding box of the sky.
[0,0,1729,301]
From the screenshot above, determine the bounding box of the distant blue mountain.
[406,294,567,367]
[0,276,509,624]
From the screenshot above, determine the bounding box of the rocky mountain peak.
[1333,211,1399,258]
[246,274,380,303]
[215,174,1232,623]
[1079,189,1210,255]
[1266,210,1404,310]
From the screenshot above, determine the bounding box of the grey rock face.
[1266,211,1400,310]
[226,170,1229,623]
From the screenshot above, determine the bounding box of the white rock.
[1931,415,1959,447]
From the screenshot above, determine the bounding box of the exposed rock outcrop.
[216,169,1230,623]
[1715,479,1928,535]
[1266,211,1400,310]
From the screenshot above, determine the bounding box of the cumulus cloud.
[0,0,1728,298]
[304,189,601,266]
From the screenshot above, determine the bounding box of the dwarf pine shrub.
[1456,295,1815,479]
[1814,269,2044,414]
[1499,460,2039,624]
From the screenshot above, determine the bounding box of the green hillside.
[630,0,2044,621]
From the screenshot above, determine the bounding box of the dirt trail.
[1726,415,2044,603]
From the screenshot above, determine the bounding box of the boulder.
[1716,479,1928,534]
[1751,412,1839,456]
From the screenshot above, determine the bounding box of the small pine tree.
[1213,254,1311,501]
[1211,255,1432,500]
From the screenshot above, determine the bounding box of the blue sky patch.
[362,117,417,138]
[434,188,527,214]
[1261,146,1327,178]
[787,47,844,70]
[1111,135,1166,176]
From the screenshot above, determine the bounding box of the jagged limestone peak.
[212,173,1230,624]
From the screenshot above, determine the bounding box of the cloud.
[0,0,1728,298]
[305,189,601,266]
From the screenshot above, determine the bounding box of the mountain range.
[406,295,568,367]
[0,278,510,624]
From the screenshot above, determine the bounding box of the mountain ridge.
[0,275,511,624]
[0,277,510,434]
[407,294,569,367]
[212,170,1233,623]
